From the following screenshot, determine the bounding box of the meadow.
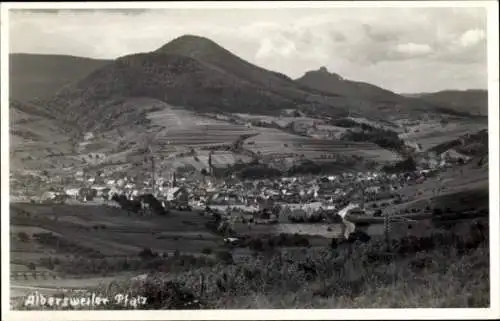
[10,203,225,257]
[147,107,257,148]
[12,218,489,309]
[398,119,487,151]
[243,127,401,163]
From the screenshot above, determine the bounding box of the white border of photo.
[1,1,499,320]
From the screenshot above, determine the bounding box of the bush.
[433,208,443,216]
[202,247,213,255]
[139,247,157,260]
[382,157,417,173]
[18,232,30,242]
[216,250,234,264]
[40,257,55,270]
[249,239,264,252]
[139,280,205,309]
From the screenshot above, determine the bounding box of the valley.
[7,32,490,310]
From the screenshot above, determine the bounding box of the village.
[24,145,473,225]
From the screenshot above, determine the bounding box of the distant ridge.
[31,35,467,133]
[295,66,402,103]
[402,89,488,116]
[9,53,111,102]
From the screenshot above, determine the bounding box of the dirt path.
[10,273,135,298]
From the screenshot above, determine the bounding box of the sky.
[8,6,488,93]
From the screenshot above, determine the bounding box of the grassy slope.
[12,224,489,309]
[403,90,488,117]
[398,119,487,151]
[9,100,79,173]
[10,203,222,257]
[9,53,110,102]
[243,127,401,163]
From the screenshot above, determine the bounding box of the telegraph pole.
[384,210,390,253]
[146,142,156,196]
[151,154,155,196]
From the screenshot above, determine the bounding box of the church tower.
[208,152,213,176]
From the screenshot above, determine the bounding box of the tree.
[249,238,264,252]
[18,232,30,242]
[138,247,156,260]
[330,238,338,249]
[216,250,234,264]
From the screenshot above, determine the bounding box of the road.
[10,273,136,299]
[11,284,88,299]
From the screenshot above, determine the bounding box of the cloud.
[7,7,488,93]
[395,43,433,56]
[255,36,297,59]
[458,29,486,47]
[330,31,346,43]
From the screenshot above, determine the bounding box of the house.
[441,149,471,163]
[164,187,189,203]
[75,171,84,181]
[41,191,57,201]
[64,188,80,198]
[224,237,240,245]
[365,186,381,194]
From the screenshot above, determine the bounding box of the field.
[398,119,487,151]
[348,116,400,132]
[64,102,408,179]
[10,104,77,173]
[232,113,320,127]
[170,151,254,171]
[12,221,490,309]
[10,204,225,257]
[387,164,488,214]
[147,107,257,148]
[243,127,402,163]
[53,101,261,177]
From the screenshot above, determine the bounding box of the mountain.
[9,100,78,172]
[293,66,467,117]
[36,35,455,135]
[9,53,111,102]
[403,90,488,116]
[295,66,404,103]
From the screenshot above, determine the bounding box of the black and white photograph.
[1,1,499,319]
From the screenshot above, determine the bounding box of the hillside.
[9,54,111,102]
[294,67,470,118]
[403,89,488,116]
[38,35,455,135]
[427,129,489,157]
[9,100,79,173]
[295,66,403,103]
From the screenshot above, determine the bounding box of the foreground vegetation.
[14,219,489,309]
